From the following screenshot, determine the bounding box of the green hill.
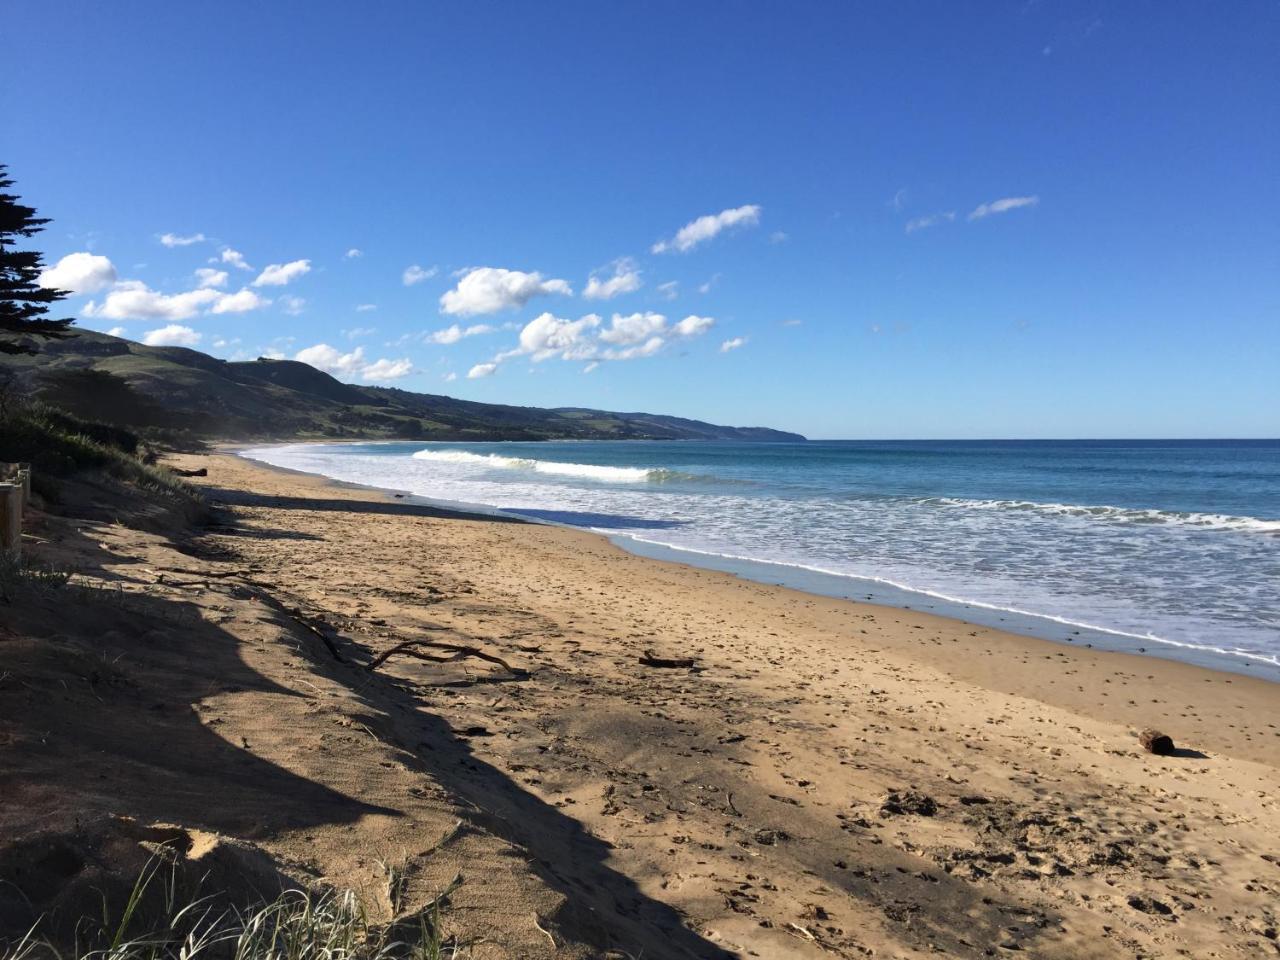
[3,330,805,442]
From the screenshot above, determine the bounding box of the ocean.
[240,439,1280,679]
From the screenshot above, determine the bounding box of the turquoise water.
[242,439,1280,677]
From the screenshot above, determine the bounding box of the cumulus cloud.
[440,267,572,317]
[428,323,493,345]
[211,288,270,314]
[344,248,363,259]
[652,204,761,254]
[295,344,365,376]
[142,324,202,347]
[294,343,412,382]
[252,259,311,287]
[467,362,498,379]
[402,264,438,286]
[279,295,306,315]
[501,312,601,362]
[583,258,642,300]
[483,308,717,374]
[599,311,666,346]
[219,248,253,271]
[905,211,956,234]
[601,336,665,361]
[195,267,228,288]
[84,281,220,321]
[106,326,127,337]
[159,232,206,248]
[720,336,747,353]
[674,314,715,337]
[361,357,413,381]
[38,252,117,294]
[968,195,1039,221]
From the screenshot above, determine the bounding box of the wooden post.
[17,465,30,504]
[0,483,20,559]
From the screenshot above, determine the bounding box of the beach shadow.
[501,507,686,529]
[202,487,684,533]
[8,507,735,958]
[1170,747,1211,759]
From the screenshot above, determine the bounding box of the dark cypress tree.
[0,164,75,354]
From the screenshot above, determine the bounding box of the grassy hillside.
[3,330,805,442]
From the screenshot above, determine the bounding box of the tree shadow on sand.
[1,513,737,958]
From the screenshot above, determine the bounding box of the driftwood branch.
[639,649,698,669]
[367,638,527,676]
[288,612,350,664]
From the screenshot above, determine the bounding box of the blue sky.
[4,1,1277,438]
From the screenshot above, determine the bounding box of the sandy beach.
[4,450,1278,959]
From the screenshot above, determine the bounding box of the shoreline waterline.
[231,443,1280,683]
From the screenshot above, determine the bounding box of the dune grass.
[0,401,207,520]
[3,858,458,960]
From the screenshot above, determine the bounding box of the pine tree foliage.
[0,164,75,355]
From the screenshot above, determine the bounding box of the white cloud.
[503,311,600,362]
[343,326,376,340]
[583,258,642,300]
[698,273,721,295]
[195,267,228,288]
[159,232,206,248]
[294,343,411,381]
[720,336,747,353]
[782,318,803,327]
[279,295,306,315]
[252,259,311,287]
[905,211,956,234]
[344,248,363,259]
[361,357,413,381]
[428,323,493,345]
[652,204,761,254]
[968,195,1039,221]
[355,303,377,312]
[296,343,367,376]
[38,252,117,294]
[402,264,438,286]
[210,288,270,314]
[674,314,715,337]
[142,324,202,347]
[106,326,127,337]
[440,267,572,317]
[219,248,253,271]
[467,362,498,379]
[770,231,789,244]
[443,371,458,382]
[656,280,679,301]
[583,361,599,374]
[602,336,665,360]
[599,311,666,346]
[84,281,220,321]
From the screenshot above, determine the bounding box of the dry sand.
[3,450,1279,958]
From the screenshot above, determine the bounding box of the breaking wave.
[923,497,1280,533]
[411,448,687,483]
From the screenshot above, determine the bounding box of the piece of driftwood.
[639,649,697,669]
[169,467,208,477]
[288,612,350,664]
[1139,729,1175,755]
[367,638,527,676]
